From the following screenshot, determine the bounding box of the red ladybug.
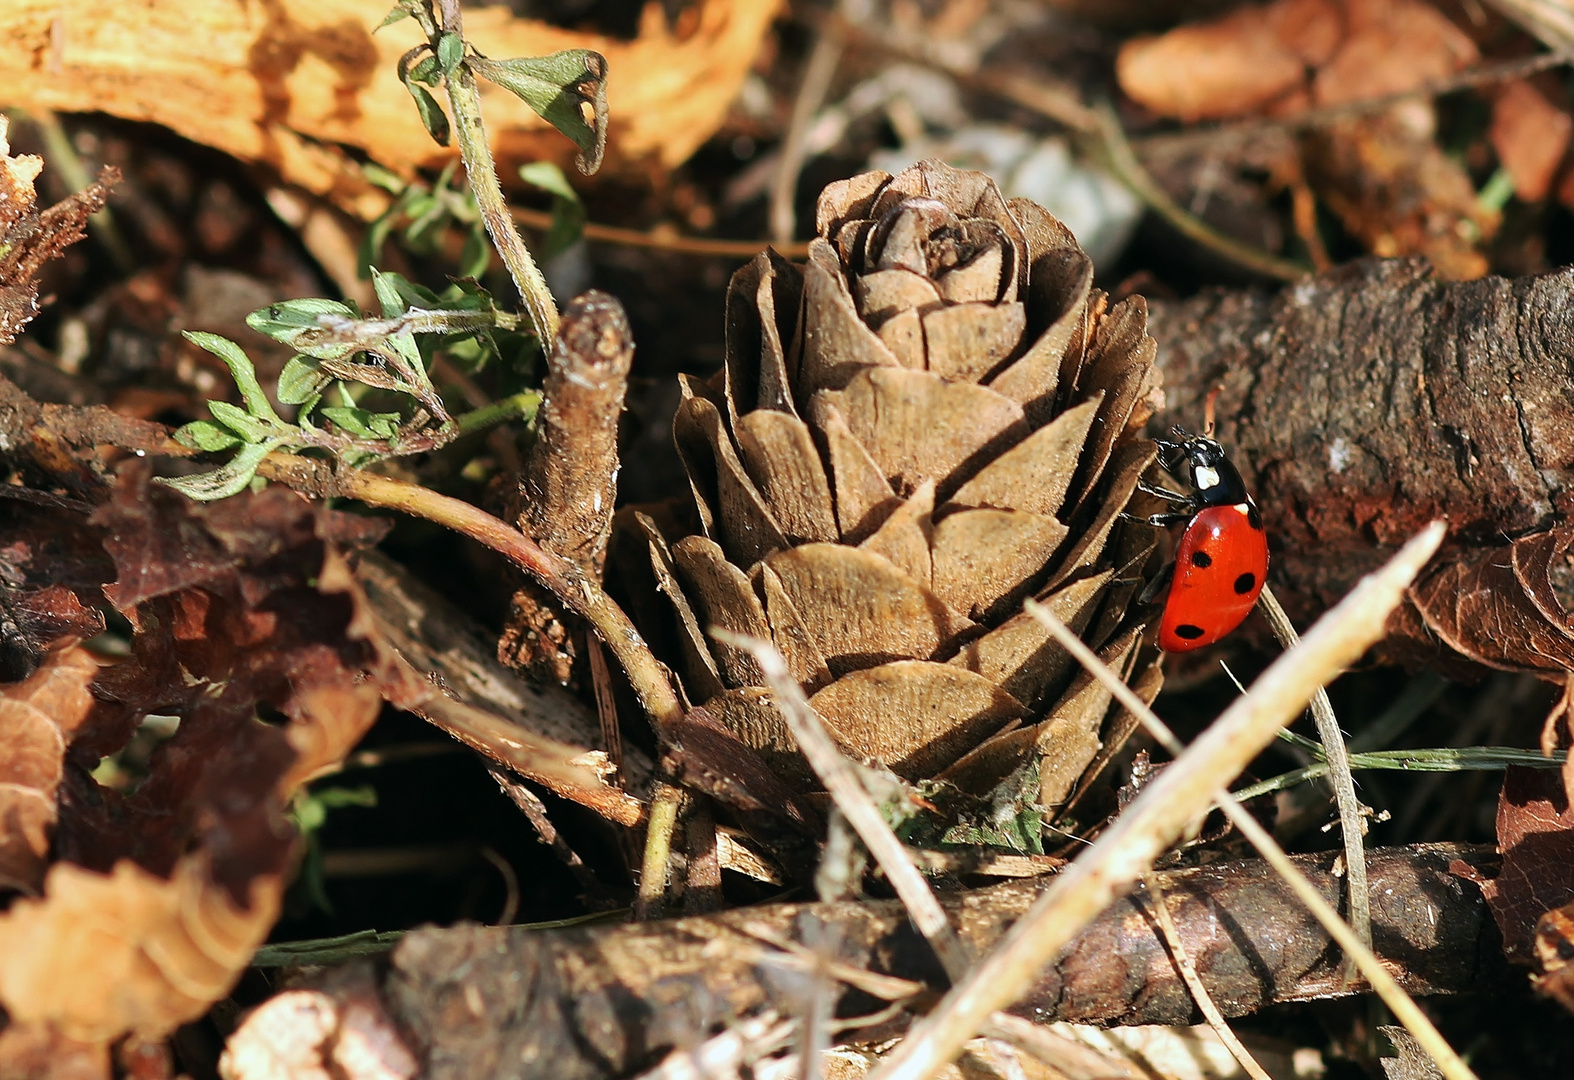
[1138,427,1268,652]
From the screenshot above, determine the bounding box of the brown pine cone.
[637,160,1164,819]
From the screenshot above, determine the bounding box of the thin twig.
[770,26,844,245]
[1092,103,1310,282]
[635,782,686,920]
[722,629,971,983]
[1259,583,1371,982]
[254,456,687,737]
[1142,871,1273,1080]
[867,522,1453,1080]
[511,205,810,259]
[436,0,560,342]
[489,764,616,905]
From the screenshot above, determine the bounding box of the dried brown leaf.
[0,647,98,894]
[1490,79,1573,203]
[1455,767,1574,965]
[1401,526,1574,677]
[0,855,281,1041]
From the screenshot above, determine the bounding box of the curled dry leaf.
[1452,767,1574,969]
[0,463,396,1064]
[0,0,779,213]
[630,160,1163,852]
[1118,0,1494,278]
[1117,0,1478,122]
[0,647,98,895]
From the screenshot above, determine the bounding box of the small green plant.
[161,0,606,501]
[165,271,540,500]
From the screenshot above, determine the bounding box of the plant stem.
[437,0,560,343]
[454,390,541,437]
[255,455,685,736]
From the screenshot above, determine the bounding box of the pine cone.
[640,161,1163,814]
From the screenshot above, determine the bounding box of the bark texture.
[278,844,1503,1079]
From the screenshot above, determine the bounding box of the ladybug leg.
[1136,561,1174,606]
[1132,510,1195,528]
[1136,479,1192,505]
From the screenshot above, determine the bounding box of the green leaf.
[384,328,425,376]
[519,161,586,258]
[208,399,281,443]
[468,50,608,174]
[519,160,577,202]
[173,420,242,452]
[398,45,450,146]
[247,298,363,361]
[182,331,283,424]
[377,2,413,29]
[321,407,403,440]
[371,268,408,319]
[436,31,465,78]
[278,356,331,406]
[408,53,441,87]
[408,83,451,147]
[156,439,281,502]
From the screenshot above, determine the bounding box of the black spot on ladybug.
[1247,504,1263,530]
[1233,572,1257,595]
[1175,624,1205,640]
[1191,550,1213,568]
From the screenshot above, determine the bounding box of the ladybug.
[1138,427,1268,652]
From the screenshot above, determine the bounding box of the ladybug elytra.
[1138,428,1269,652]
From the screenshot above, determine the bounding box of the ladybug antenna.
[1203,387,1222,437]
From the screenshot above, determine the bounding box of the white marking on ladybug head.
[1193,465,1221,491]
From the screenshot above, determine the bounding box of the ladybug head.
[1156,426,1249,506]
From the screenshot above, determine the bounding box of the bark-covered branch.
[263,844,1503,1079]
